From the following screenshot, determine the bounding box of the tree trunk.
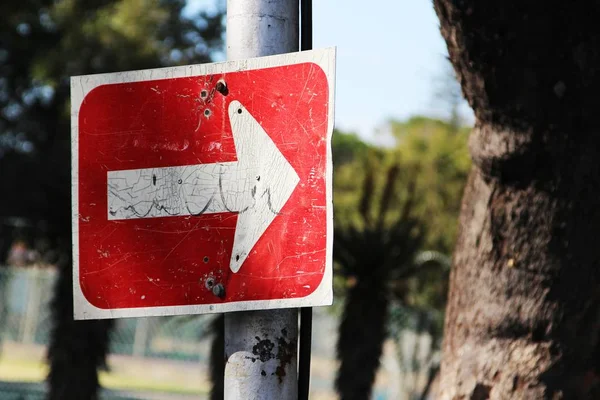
[0,224,14,358]
[47,254,114,400]
[209,314,224,400]
[336,281,389,400]
[433,1,600,399]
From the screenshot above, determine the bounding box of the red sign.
[72,49,335,319]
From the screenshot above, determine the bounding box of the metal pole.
[227,0,299,59]
[224,1,299,400]
[298,3,313,399]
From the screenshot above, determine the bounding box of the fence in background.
[0,266,439,400]
[0,266,216,363]
[1,267,55,347]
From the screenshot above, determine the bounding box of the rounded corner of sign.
[74,297,110,320]
[76,279,110,313]
[309,284,333,307]
[309,48,336,69]
[77,83,109,113]
[73,305,90,321]
[298,270,332,306]
[304,61,328,80]
[321,290,334,307]
[73,298,100,321]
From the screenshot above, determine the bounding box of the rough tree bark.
[433,1,600,399]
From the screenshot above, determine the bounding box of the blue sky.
[186,1,473,143]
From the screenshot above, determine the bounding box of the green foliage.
[333,130,370,230]
[332,128,370,167]
[334,163,424,282]
[331,118,470,320]
[333,117,470,255]
[385,116,470,313]
[389,117,471,253]
[0,0,224,226]
[332,130,394,232]
[333,161,425,400]
[331,119,469,398]
[1,0,224,155]
[0,2,225,398]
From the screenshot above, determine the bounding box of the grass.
[100,372,207,395]
[0,358,45,383]
[0,357,208,395]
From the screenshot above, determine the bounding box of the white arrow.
[107,100,300,273]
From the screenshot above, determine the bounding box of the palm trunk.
[209,314,224,400]
[434,1,600,398]
[0,224,12,262]
[336,281,389,400]
[0,224,13,358]
[47,255,114,400]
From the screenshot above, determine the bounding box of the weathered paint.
[226,0,299,60]
[107,100,300,273]
[224,310,298,400]
[71,49,335,320]
[223,1,310,399]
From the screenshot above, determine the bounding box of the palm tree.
[0,222,16,359]
[388,251,451,399]
[334,163,425,400]
[47,250,114,400]
[209,314,224,400]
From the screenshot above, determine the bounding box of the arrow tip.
[229,100,243,118]
[226,100,300,274]
[230,251,246,274]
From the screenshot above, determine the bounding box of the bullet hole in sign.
[205,277,215,290]
[216,80,228,95]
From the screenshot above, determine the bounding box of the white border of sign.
[72,48,336,320]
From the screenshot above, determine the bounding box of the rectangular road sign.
[72,48,335,319]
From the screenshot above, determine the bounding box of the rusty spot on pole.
[244,334,296,383]
[251,337,275,362]
[274,336,296,383]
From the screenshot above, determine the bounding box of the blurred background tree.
[0,1,224,398]
[334,160,425,400]
[1,1,473,398]
[331,111,470,398]
[388,116,470,252]
[1,0,223,226]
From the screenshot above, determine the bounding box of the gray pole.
[224,1,299,400]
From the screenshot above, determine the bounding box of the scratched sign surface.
[72,48,335,319]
